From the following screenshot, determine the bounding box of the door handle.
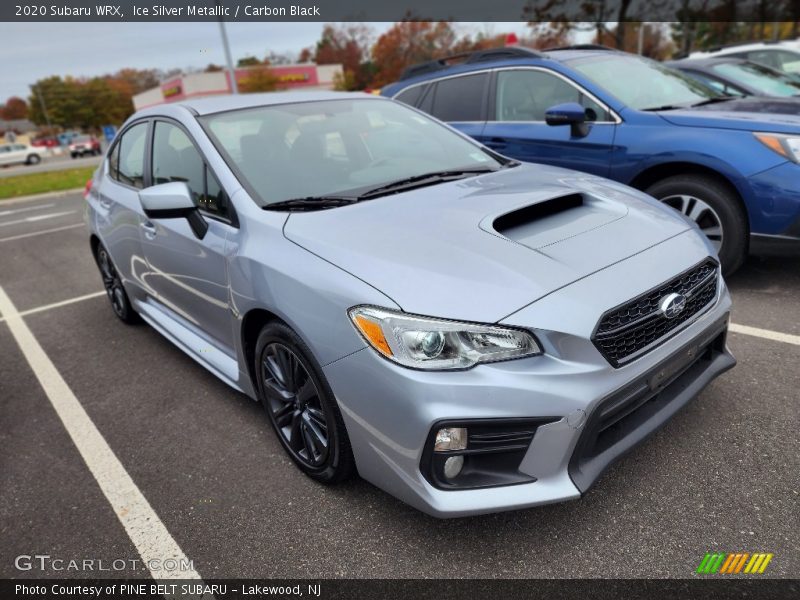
[99,198,112,210]
[140,221,157,239]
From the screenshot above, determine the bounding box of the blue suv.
[382,46,800,273]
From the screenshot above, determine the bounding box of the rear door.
[394,73,489,141]
[479,67,618,176]
[92,120,151,301]
[0,145,11,165]
[139,118,236,350]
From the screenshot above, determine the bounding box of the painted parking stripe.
[729,323,800,346]
[0,210,75,228]
[0,202,55,217]
[0,291,106,323]
[0,284,203,581]
[0,222,84,243]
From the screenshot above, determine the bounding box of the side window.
[417,84,435,114]
[494,70,611,123]
[152,121,228,219]
[744,50,781,70]
[394,85,424,107]
[111,122,147,188]
[430,74,488,121]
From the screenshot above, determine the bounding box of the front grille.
[592,260,718,367]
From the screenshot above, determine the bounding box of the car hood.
[283,164,693,323]
[658,99,800,132]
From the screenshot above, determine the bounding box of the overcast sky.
[0,22,549,101]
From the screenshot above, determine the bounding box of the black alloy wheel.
[255,322,354,483]
[95,245,139,324]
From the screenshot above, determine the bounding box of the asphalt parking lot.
[0,191,798,580]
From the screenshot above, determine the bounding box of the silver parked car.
[85,92,735,517]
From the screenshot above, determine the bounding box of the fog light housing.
[443,455,464,479]
[434,427,467,451]
[421,418,559,490]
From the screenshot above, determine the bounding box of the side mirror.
[139,182,208,239]
[545,102,591,138]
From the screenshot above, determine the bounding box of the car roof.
[385,46,627,93]
[175,91,380,116]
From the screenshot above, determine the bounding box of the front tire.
[646,174,748,275]
[26,154,41,165]
[254,322,355,484]
[94,244,140,324]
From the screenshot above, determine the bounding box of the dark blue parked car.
[382,46,800,273]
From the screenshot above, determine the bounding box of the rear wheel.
[646,174,748,275]
[94,244,140,324]
[254,322,354,484]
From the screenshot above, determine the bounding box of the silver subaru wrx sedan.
[85,92,735,517]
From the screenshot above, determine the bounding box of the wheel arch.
[240,307,288,394]
[628,161,750,230]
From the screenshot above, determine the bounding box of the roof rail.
[398,46,543,81]
[544,44,620,52]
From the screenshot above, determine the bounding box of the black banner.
[2,579,799,600]
[2,0,799,23]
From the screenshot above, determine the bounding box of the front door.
[139,119,235,351]
[479,68,617,177]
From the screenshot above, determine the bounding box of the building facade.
[133,63,344,110]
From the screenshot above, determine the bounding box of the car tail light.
[83,178,93,200]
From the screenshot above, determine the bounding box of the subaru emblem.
[659,293,687,319]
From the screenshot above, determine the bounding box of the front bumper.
[323,236,735,517]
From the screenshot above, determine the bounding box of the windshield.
[571,55,723,110]
[199,98,504,206]
[74,135,92,143]
[712,62,800,97]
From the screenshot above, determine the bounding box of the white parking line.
[0,222,84,243]
[0,285,203,582]
[729,323,800,346]
[0,210,76,228]
[0,202,55,217]
[0,291,106,323]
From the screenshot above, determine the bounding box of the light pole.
[33,84,52,129]
[216,1,238,94]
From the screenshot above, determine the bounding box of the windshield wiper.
[690,96,738,107]
[642,104,684,112]
[263,195,359,212]
[358,168,497,200]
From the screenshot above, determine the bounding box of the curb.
[0,187,85,206]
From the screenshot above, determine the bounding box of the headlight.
[754,132,800,163]
[348,306,542,370]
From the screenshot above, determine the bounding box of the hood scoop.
[484,193,628,250]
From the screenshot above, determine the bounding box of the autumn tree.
[596,22,675,59]
[314,24,374,90]
[370,21,461,87]
[237,55,262,67]
[1,97,28,120]
[238,68,279,93]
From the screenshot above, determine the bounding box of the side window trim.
[486,66,621,125]
[107,118,151,191]
[149,117,238,228]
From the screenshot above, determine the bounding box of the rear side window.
[109,122,147,188]
[430,74,488,121]
[395,85,424,107]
